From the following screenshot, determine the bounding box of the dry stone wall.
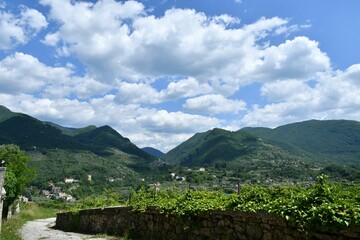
[55,206,360,240]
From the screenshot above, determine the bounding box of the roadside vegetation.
[1,202,59,240]
[127,175,360,232]
[0,144,35,218]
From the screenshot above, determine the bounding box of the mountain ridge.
[142,147,165,158]
[164,127,304,166]
[0,105,154,161]
[0,105,157,198]
[1,105,360,194]
[241,119,360,165]
[162,127,320,182]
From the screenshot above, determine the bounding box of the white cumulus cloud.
[0,7,47,49]
[0,52,69,94]
[39,0,292,91]
[184,94,246,114]
[242,64,360,128]
[0,52,111,99]
[253,36,330,82]
[159,77,213,101]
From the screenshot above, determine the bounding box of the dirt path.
[20,217,107,240]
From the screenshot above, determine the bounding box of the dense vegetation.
[27,149,144,199]
[128,175,360,231]
[0,144,35,218]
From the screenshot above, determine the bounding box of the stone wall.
[55,206,360,240]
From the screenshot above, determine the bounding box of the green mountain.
[164,128,259,166]
[163,128,320,181]
[242,120,360,165]
[142,147,165,158]
[0,106,157,198]
[44,121,97,136]
[0,105,19,122]
[2,105,360,194]
[74,126,153,160]
[0,106,154,161]
[0,114,82,150]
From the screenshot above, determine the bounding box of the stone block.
[246,224,263,239]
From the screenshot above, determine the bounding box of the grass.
[1,202,58,240]
[1,202,126,240]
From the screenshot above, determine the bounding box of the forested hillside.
[242,120,360,165]
[0,106,157,198]
[164,128,266,166]
[162,127,321,182]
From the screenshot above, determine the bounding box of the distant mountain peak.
[0,105,19,122]
[0,105,11,112]
[142,147,165,158]
[0,104,154,161]
[242,119,360,165]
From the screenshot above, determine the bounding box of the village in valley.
[38,177,90,203]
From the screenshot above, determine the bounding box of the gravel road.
[20,217,107,240]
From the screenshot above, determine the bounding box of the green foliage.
[1,202,59,240]
[0,144,35,218]
[127,175,360,231]
[28,148,144,198]
[70,189,123,211]
[267,175,360,231]
[37,199,71,210]
[128,187,229,216]
[321,164,360,181]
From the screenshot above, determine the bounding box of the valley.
[0,105,359,202]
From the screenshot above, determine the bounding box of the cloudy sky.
[1,0,360,152]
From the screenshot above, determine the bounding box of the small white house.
[64,178,75,183]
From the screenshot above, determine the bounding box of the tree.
[0,144,35,218]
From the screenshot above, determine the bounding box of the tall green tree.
[0,144,35,218]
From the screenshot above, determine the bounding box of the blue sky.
[1,0,360,152]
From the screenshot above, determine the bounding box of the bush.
[127,175,360,231]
